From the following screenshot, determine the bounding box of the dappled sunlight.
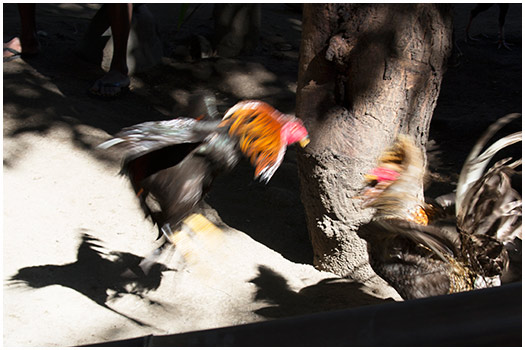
[2,3,521,346]
[3,3,335,346]
[287,18,302,32]
[11,85,42,99]
[218,61,280,99]
[3,3,304,170]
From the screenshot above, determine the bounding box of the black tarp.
[86,282,522,347]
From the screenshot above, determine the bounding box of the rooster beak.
[299,136,310,148]
[364,174,378,182]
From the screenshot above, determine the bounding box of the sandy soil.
[3,4,521,346]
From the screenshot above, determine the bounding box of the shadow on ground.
[7,232,170,328]
[249,265,395,318]
[3,3,521,346]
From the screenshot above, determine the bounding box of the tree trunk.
[296,4,453,281]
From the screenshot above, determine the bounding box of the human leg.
[4,4,39,60]
[466,4,493,41]
[497,4,510,50]
[89,4,132,97]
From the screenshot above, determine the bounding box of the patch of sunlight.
[75,123,112,140]
[288,18,303,32]
[41,81,65,97]
[221,63,280,99]
[14,86,42,99]
[287,82,298,94]
[55,3,99,17]
[3,102,19,115]
[169,89,190,106]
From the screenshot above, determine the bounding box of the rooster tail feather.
[99,118,220,161]
[456,113,522,217]
[456,132,522,232]
[98,137,126,150]
[458,156,522,241]
[378,220,459,262]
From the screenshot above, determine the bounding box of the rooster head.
[361,135,429,225]
[361,136,414,203]
[280,118,310,148]
[220,100,309,182]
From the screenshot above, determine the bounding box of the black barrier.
[85,282,521,347]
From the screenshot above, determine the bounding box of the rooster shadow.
[249,265,396,318]
[7,232,172,329]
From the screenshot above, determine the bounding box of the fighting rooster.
[100,96,309,244]
[359,114,521,300]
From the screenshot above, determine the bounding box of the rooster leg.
[162,214,224,265]
[161,223,178,244]
[136,244,175,275]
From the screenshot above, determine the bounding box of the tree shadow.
[249,265,395,318]
[3,3,304,144]
[2,3,304,172]
[206,148,313,265]
[7,232,172,328]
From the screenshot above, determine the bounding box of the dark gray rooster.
[99,95,310,245]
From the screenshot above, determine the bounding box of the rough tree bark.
[296,4,453,282]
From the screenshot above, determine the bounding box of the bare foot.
[4,37,23,60]
[3,36,39,60]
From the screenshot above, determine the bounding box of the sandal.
[3,36,40,62]
[3,47,22,62]
[88,71,130,99]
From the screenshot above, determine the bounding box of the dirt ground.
[3,4,522,346]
